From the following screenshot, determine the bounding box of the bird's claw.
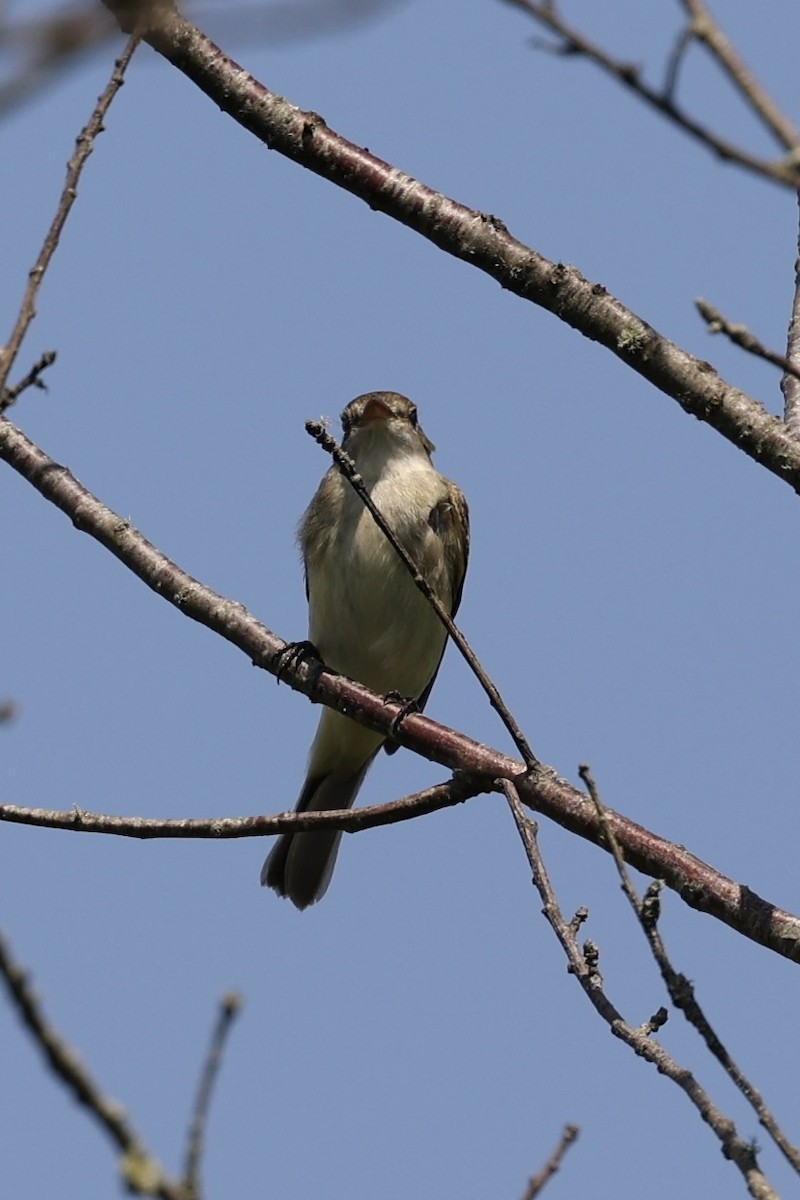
[274,640,320,684]
[385,691,420,738]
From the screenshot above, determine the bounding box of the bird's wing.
[384,481,469,753]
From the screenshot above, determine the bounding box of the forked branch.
[1,415,799,965]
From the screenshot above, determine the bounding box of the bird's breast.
[305,467,451,698]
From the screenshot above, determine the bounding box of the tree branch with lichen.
[88,0,800,494]
[1,414,800,966]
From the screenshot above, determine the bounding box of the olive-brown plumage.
[262,392,469,908]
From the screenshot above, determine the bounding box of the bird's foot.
[384,691,420,739]
[274,640,321,684]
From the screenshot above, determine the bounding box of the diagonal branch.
[2,413,800,964]
[182,992,242,1200]
[0,927,186,1200]
[0,351,58,414]
[502,780,779,1200]
[695,299,800,382]
[98,0,800,494]
[0,33,138,395]
[500,0,799,188]
[579,764,800,1177]
[781,195,800,439]
[678,0,800,153]
[520,1124,580,1200]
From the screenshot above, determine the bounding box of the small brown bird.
[262,392,469,908]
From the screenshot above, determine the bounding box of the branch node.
[639,1006,669,1036]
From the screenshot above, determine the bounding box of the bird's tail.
[261,760,375,908]
[263,708,386,908]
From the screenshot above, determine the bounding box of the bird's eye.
[408,406,418,427]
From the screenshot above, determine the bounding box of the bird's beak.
[357,395,394,426]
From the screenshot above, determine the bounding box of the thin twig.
[0,34,138,393]
[183,992,242,1200]
[502,779,779,1200]
[695,298,800,382]
[0,700,16,724]
[2,416,800,963]
[0,351,57,413]
[500,0,799,188]
[663,22,694,103]
[0,927,185,1200]
[679,0,800,153]
[520,1124,579,1200]
[578,764,800,1178]
[781,194,800,439]
[306,419,540,769]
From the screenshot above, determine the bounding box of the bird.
[262,391,469,908]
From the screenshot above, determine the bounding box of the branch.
[695,299,800,381]
[0,927,186,1200]
[781,194,800,439]
[182,992,242,1200]
[579,765,800,1178]
[501,0,800,189]
[678,0,800,152]
[0,351,58,413]
[502,781,780,1200]
[2,415,800,964]
[0,34,138,394]
[520,1124,579,1200]
[0,777,485,838]
[97,1,800,495]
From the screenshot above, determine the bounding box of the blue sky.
[3,1,800,1197]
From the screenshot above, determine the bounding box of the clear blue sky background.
[3,1,800,1196]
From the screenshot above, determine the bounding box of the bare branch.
[678,0,800,152]
[307,419,540,769]
[500,0,799,189]
[182,992,242,1200]
[0,777,484,838]
[502,780,779,1200]
[781,195,800,438]
[0,35,138,394]
[2,415,800,962]
[0,927,186,1200]
[695,299,800,381]
[579,764,800,1177]
[520,1124,579,1200]
[0,351,57,413]
[94,2,800,495]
